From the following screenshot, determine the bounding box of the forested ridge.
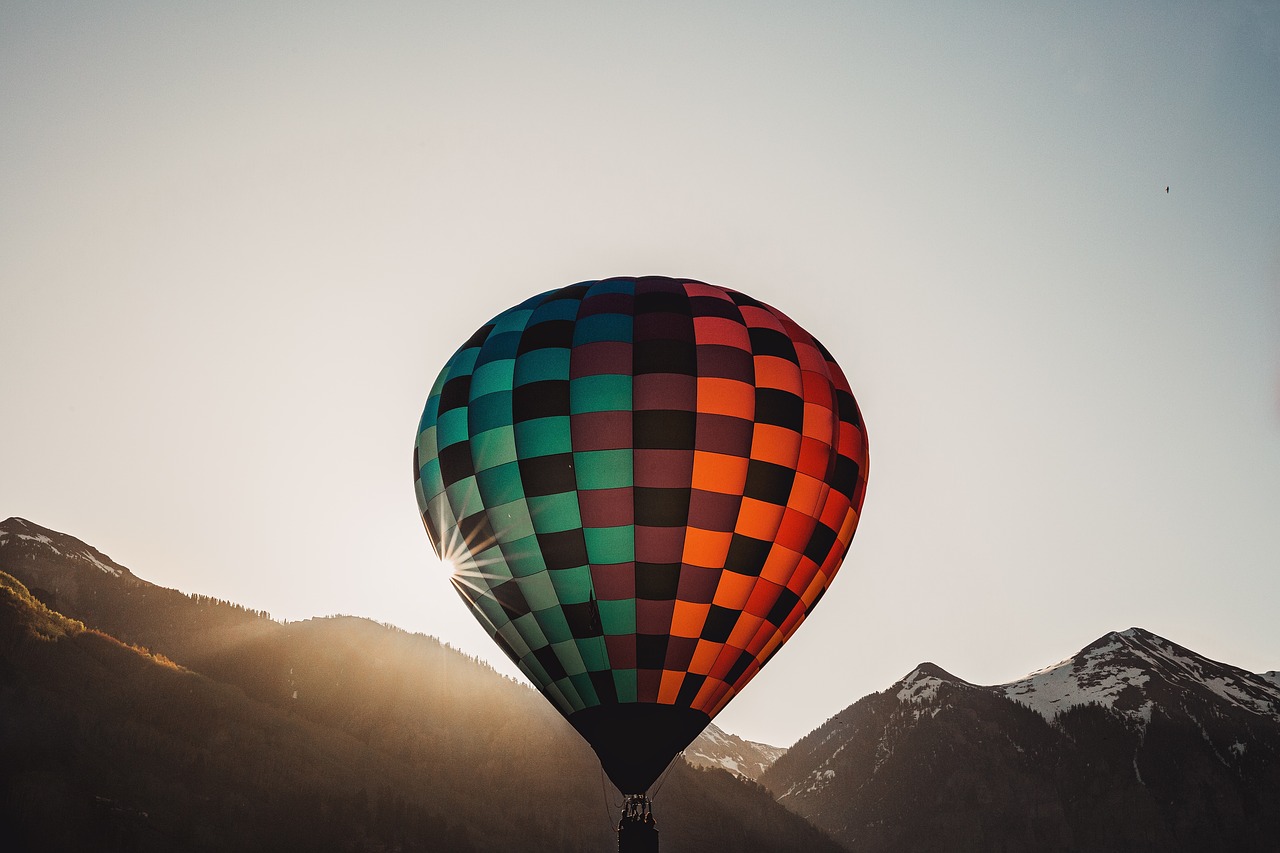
[0,518,841,853]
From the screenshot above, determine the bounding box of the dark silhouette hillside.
[0,518,843,853]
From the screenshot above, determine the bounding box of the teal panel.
[547,565,593,604]
[535,607,573,644]
[444,476,483,521]
[527,492,581,533]
[486,501,535,542]
[499,533,546,576]
[468,391,513,435]
[436,408,470,448]
[514,417,572,458]
[449,346,480,375]
[569,374,631,413]
[515,348,571,384]
[497,621,530,659]
[470,358,516,398]
[597,598,636,634]
[475,461,524,507]
[577,637,609,672]
[552,640,588,677]
[568,672,600,706]
[573,312,633,344]
[470,426,517,470]
[491,309,534,334]
[517,571,560,611]
[417,457,444,502]
[612,669,638,703]
[511,612,550,650]
[573,450,632,489]
[534,296,583,321]
[583,525,634,564]
[471,544,510,580]
[552,677,586,713]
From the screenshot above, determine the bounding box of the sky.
[2,1,1278,748]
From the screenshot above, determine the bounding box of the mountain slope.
[0,518,843,853]
[684,722,786,781]
[762,629,1280,853]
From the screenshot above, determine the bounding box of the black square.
[537,530,589,570]
[518,453,576,496]
[743,459,795,504]
[634,286,688,314]
[836,389,861,427]
[634,487,690,527]
[635,563,681,600]
[634,339,696,374]
[533,645,567,681]
[518,319,575,353]
[766,587,801,627]
[803,522,838,566]
[748,327,797,361]
[725,650,755,685]
[701,604,738,643]
[589,669,619,704]
[563,597,602,638]
[458,510,496,554]
[491,579,531,619]
[438,441,474,487]
[438,375,471,414]
[634,409,696,450]
[512,380,570,421]
[636,633,669,670]
[675,673,706,705]
[754,387,804,432]
[832,455,861,499]
[461,323,495,350]
[725,534,771,576]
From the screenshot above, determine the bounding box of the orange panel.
[682,526,733,569]
[734,497,786,537]
[711,570,755,609]
[753,355,802,393]
[696,376,755,418]
[727,613,764,648]
[658,669,683,704]
[691,450,749,494]
[797,436,833,478]
[749,423,802,466]
[802,401,836,440]
[744,579,782,618]
[786,473,825,515]
[775,508,815,553]
[801,369,833,407]
[739,305,783,331]
[689,639,723,674]
[693,315,749,347]
[692,676,724,712]
[760,544,803,586]
[670,600,711,638]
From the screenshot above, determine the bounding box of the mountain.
[762,628,1280,853]
[684,722,786,782]
[0,518,843,853]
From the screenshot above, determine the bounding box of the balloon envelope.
[414,277,868,792]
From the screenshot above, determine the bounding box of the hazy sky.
[3,1,1278,747]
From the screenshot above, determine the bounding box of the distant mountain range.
[763,627,1280,852]
[4,516,1277,852]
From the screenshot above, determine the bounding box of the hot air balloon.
[413,276,868,842]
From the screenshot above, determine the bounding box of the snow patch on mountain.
[684,722,785,782]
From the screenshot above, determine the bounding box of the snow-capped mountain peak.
[683,722,786,782]
[895,662,967,705]
[1002,627,1280,724]
[0,517,135,580]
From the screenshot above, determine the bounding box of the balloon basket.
[617,794,658,852]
